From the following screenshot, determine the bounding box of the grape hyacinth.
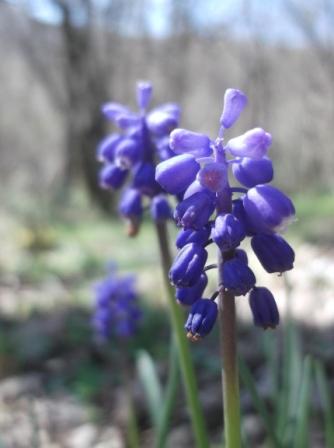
[155,88,296,340]
[92,266,141,342]
[97,82,179,236]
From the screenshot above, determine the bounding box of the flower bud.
[147,111,178,136]
[232,156,273,188]
[212,213,246,251]
[119,188,143,218]
[197,162,228,192]
[99,164,128,190]
[101,102,129,120]
[185,298,218,340]
[133,163,160,197]
[114,112,141,129]
[155,154,200,194]
[251,234,295,273]
[170,129,212,157]
[174,191,216,230]
[183,179,212,199]
[176,226,211,249]
[136,81,152,110]
[249,287,279,329]
[222,258,256,296]
[243,185,295,234]
[156,137,174,161]
[114,138,141,169]
[176,273,208,306]
[227,128,272,159]
[150,195,172,221]
[96,134,123,162]
[169,243,207,287]
[220,89,247,129]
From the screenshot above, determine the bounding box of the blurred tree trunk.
[56,0,112,211]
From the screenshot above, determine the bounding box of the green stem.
[218,254,241,448]
[155,338,179,448]
[154,221,210,448]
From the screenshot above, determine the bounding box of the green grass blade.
[136,350,163,428]
[314,360,334,448]
[293,355,313,448]
[239,358,281,448]
[155,339,179,448]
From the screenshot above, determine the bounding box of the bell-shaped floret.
[176,273,208,306]
[176,226,211,249]
[156,154,200,194]
[243,185,295,234]
[212,213,246,252]
[99,164,128,190]
[197,162,228,192]
[169,243,207,287]
[227,128,272,159]
[133,163,161,197]
[96,134,123,163]
[150,195,172,221]
[174,191,216,230]
[251,233,295,273]
[232,157,273,188]
[170,129,212,157]
[222,258,256,296]
[185,298,218,340]
[114,138,142,169]
[220,89,248,129]
[249,287,279,329]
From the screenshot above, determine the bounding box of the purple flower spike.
[176,273,208,306]
[212,213,246,252]
[92,268,141,341]
[249,287,279,329]
[251,234,295,273]
[147,110,178,136]
[197,162,228,192]
[155,154,200,194]
[222,258,256,296]
[176,226,211,249]
[99,164,128,190]
[150,195,172,221]
[114,138,141,169]
[169,243,208,287]
[227,128,272,159]
[243,185,295,234]
[170,129,212,157]
[220,89,248,129]
[137,81,152,110]
[174,191,216,230]
[232,157,273,188]
[185,298,218,340]
[96,134,123,163]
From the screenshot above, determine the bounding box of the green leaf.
[314,360,334,448]
[136,350,163,428]
[239,357,281,448]
[293,356,313,448]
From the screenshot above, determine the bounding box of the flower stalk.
[154,220,210,448]
[219,253,241,448]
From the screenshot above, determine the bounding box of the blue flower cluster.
[155,89,296,340]
[97,82,180,235]
[92,266,141,341]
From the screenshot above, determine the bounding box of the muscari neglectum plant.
[97,82,210,447]
[155,88,296,447]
